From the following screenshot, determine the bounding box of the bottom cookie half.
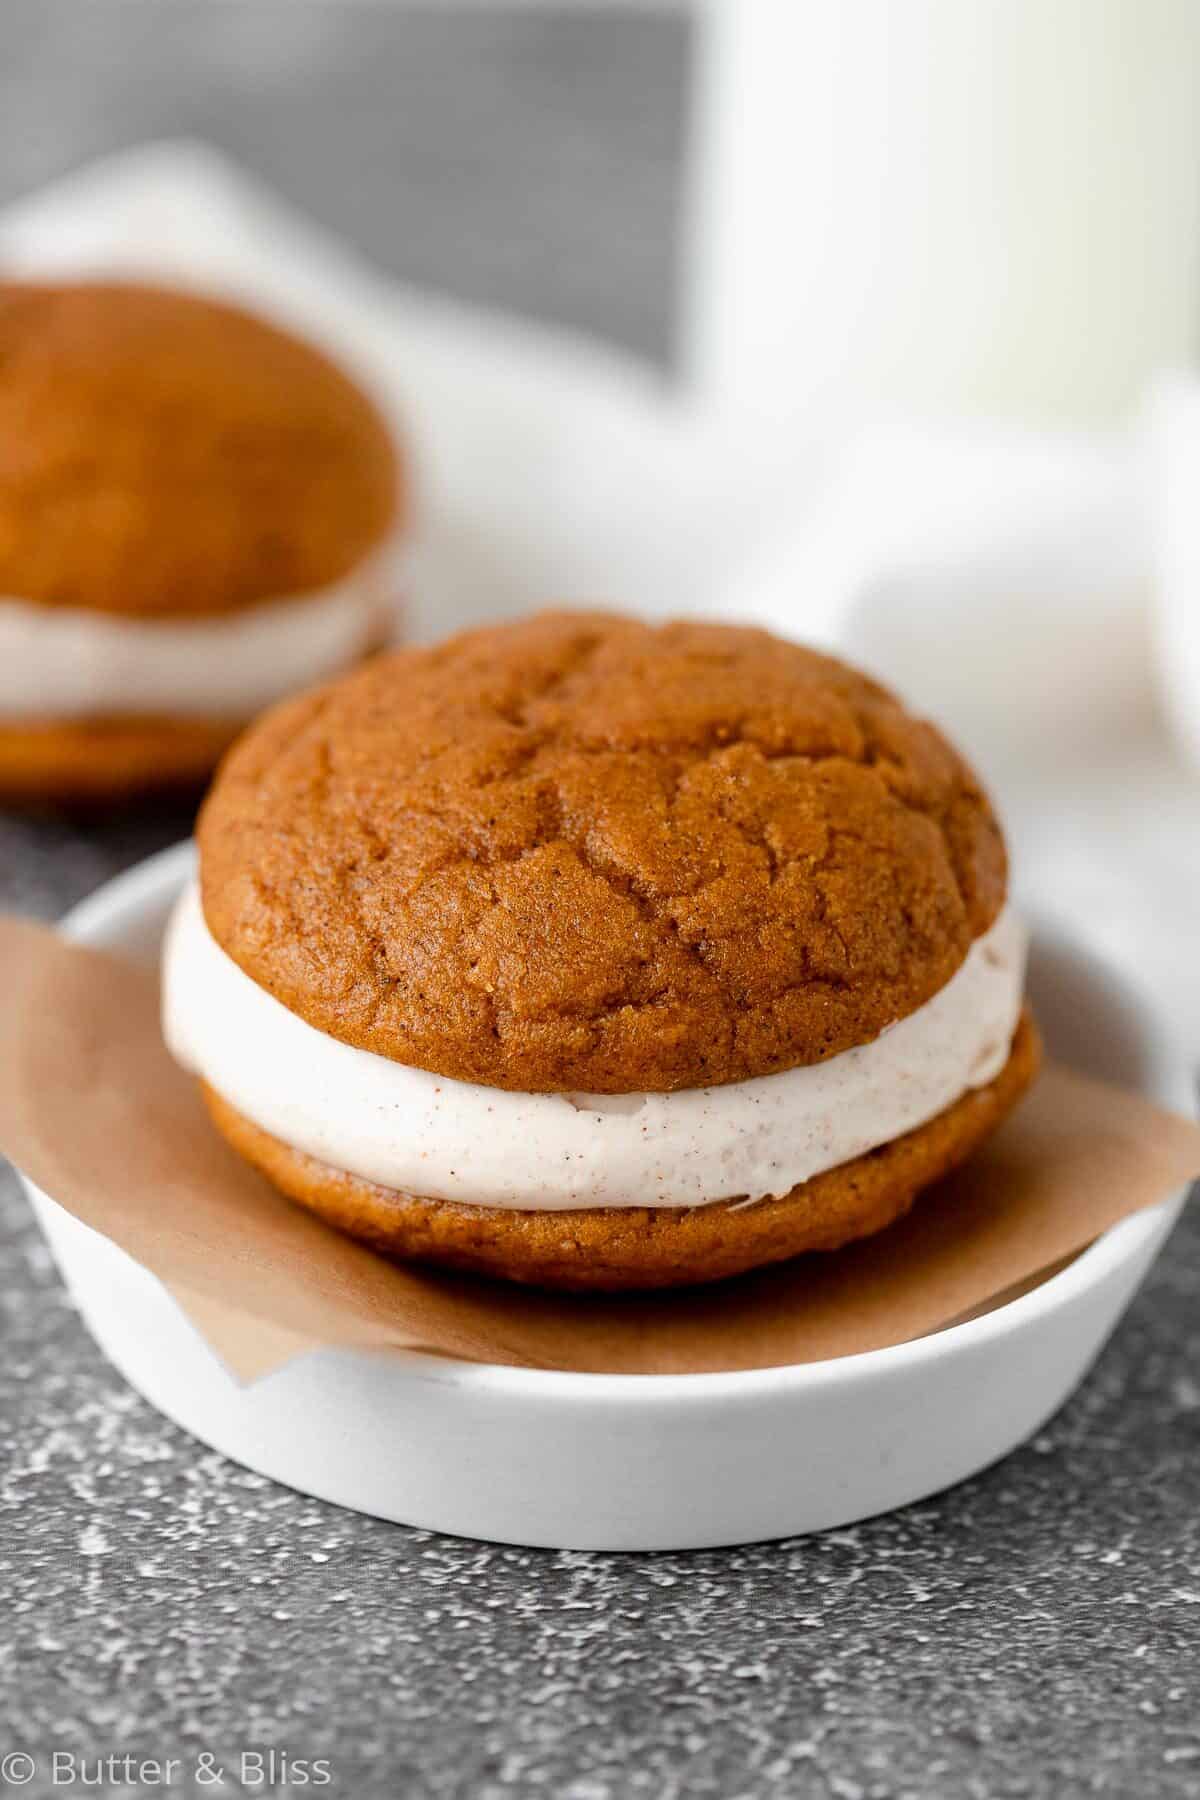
[0,715,243,806]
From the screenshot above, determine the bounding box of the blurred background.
[2,3,689,363]
[2,0,1199,1066]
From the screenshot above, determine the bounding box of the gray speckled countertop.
[3,10,1200,1796]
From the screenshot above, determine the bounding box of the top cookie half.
[198,611,1008,1094]
[0,280,401,619]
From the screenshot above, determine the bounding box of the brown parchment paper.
[1,915,1197,1381]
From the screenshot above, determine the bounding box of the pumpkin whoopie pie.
[0,279,404,804]
[164,610,1039,1291]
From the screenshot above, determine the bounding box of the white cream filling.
[0,535,405,721]
[163,882,1026,1212]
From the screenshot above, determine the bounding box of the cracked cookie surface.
[0,280,400,618]
[198,611,1007,1093]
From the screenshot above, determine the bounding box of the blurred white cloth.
[1,141,1196,1069]
[1148,376,1200,773]
[727,426,1152,774]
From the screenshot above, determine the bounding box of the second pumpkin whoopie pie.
[0,279,405,804]
[164,610,1039,1290]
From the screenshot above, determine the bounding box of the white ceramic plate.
[19,842,1192,1551]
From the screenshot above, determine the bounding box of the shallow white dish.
[19,842,1192,1550]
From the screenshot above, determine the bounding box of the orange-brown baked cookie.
[201,1011,1041,1291]
[199,610,1006,1094]
[0,280,404,806]
[0,280,401,616]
